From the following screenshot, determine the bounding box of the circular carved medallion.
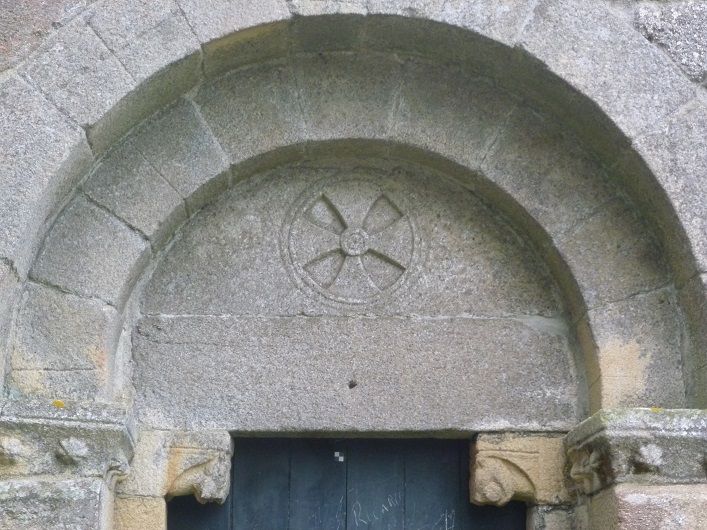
[283,172,419,304]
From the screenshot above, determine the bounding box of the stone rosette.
[282,170,421,305]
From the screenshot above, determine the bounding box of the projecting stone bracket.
[565,408,707,496]
[470,433,569,506]
[117,429,233,504]
[165,431,234,504]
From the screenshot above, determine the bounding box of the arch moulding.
[0,2,706,529]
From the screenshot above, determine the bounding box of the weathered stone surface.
[30,195,150,308]
[11,283,119,373]
[288,0,367,15]
[631,98,707,276]
[636,2,707,84]
[193,63,304,165]
[16,9,199,155]
[580,288,685,410]
[0,262,19,394]
[470,434,568,506]
[289,11,365,53]
[134,314,576,432]
[679,273,707,406]
[176,0,290,76]
[365,0,445,18]
[437,0,536,46]
[129,99,230,211]
[556,200,667,309]
[177,0,289,43]
[115,496,166,530]
[391,60,515,171]
[8,369,106,400]
[482,105,615,238]
[520,0,695,149]
[566,409,707,496]
[84,136,187,244]
[526,505,577,530]
[0,397,133,478]
[0,76,92,274]
[143,159,561,318]
[294,53,402,142]
[0,0,94,72]
[589,484,707,530]
[166,430,233,503]
[88,0,200,82]
[0,478,106,530]
[19,17,134,128]
[117,429,231,501]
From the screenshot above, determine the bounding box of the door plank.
[167,494,230,530]
[231,438,290,530]
[289,439,347,530]
[404,439,466,530]
[346,440,406,529]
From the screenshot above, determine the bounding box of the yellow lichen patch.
[596,339,649,408]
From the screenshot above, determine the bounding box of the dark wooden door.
[168,439,526,530]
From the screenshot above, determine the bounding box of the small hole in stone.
[348,380,358,389]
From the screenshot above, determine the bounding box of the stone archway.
[1,3,706,529]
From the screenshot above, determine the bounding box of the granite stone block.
[581,288,685,409]
[134,314,577,432]
[193,63,304,165]
[482,105,615,238]
[557,200,667,309]
[11,283,118,375]
[391,59,515,171]
[632,98,707,276]
[20,18,135,129]
[8,368,104,400]
[636,2,707,84]
[129,99,230,210]
[0,77,92,274]
[84,136,187,244]
[520,0,695,150]
[293,53,403,141]
[176,0,290,76]
[30,195,150,307]
[0,478,106,530]
[88,0,200,82]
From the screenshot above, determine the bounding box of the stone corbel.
[566,408,707,496]
[116,429,233,505]
[166,431,234,504]
[470,433,569,506]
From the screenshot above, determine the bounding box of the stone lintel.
[566,408,707,496]
[470,433,569,506]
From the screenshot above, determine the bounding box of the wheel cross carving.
[285,176,417,304]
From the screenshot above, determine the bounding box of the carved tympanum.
[470,434,568,506]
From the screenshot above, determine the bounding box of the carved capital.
[0,398,134,480]
[566,408,707,496]
[470,434,569,506]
